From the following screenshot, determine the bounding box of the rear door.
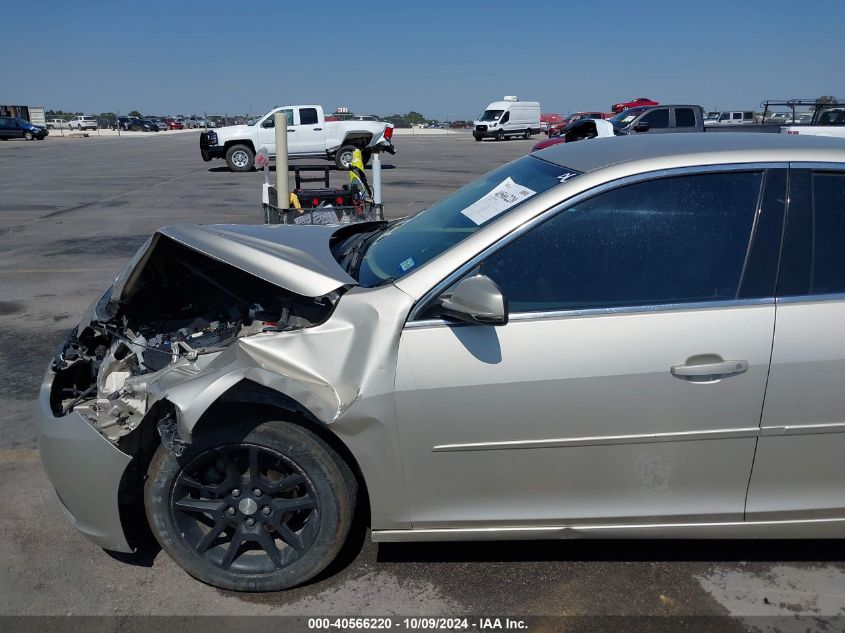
[672,107,699,133]
[292,107,325,154]
[747,165,845,520]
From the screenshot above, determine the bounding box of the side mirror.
[439,275,508,326]
[633,121,650,132]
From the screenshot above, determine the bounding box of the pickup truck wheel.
[335,145,357,171]
[144,409,357,591]
[226,144,255,172]
[495,130,504,141]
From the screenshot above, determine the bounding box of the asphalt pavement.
[1,131,843,631]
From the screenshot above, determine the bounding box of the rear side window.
[640,108,669,128]
[480,172,763,312]
[299,108,318,125]
[733,113,742,120]
[778,170,845,296]
[675,108,696,127]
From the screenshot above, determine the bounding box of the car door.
[257,108,293,155]
[395,167,786,529]
[635,108,671,133]
[293,107,325,154]
[746,166,845,521]
[0,118,10,139]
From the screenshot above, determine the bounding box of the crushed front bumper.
[35,370,134,553]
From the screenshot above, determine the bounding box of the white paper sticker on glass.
[460,177,537,225]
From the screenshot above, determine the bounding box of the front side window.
[261,109,293,128]
[778,170,845,296]
[479,171,763,313]
[355,157,577,286]
[639,108,669,128]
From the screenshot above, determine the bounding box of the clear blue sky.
[4,0,843,119]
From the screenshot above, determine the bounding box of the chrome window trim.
[789,161,845,171]
[406,162,787,324]
[777,292,845,305]
[404,297,775,330]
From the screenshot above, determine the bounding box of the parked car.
[148,118,168,131]
[531,118,615,151]
[703,112,722,126]
[473,97,542,141]
[0,116,48,140]
[165,119,184,130]
[610,105,706,134]
[36,134,845,592]
[68,115,98,131]
[112,116,137,131]
[548,112,611,136]
[782,104,845,138]
[46,119,71,130]
[710,111,756,125]
[129,119,160,132]
[611,97,659,113]
[201,104,395,171]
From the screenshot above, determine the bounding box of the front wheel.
[335,145,358,170]
[495,130,504,141]
[225,144,255,172]
[24,131,35,141]
[144,410,357,591]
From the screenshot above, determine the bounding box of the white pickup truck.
[200,104,396,171]
[781,103,845,138]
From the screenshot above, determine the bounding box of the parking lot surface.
[1,133,844,628]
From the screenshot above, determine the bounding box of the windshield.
[355,156,578,287]
[609,108,647,129]
[479,109,504,122]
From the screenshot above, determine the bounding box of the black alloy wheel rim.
[171,444,319,574]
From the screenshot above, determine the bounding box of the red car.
[165,119,184,130]
[611,97,659,113]
[547,111,612,135]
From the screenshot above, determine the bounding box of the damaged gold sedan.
[36,135,845,592]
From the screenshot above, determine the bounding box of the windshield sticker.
[399,256,416,273]
[460,177,537,225]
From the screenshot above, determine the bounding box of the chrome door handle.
[671,360,748,379]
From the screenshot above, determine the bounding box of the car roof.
[536,133,845,174]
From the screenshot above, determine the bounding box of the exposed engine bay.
[49,234,339,442]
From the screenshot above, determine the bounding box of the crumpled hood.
[112,223,358,301]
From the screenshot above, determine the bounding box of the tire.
[24,131,34,141]
[144,408,357,591]
[335,145,357,170]
[524,129,531,140]
[225,144,255,172]
[495,130,504,141]
[473,134,481,141]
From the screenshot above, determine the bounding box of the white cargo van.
[473,96,541,141]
